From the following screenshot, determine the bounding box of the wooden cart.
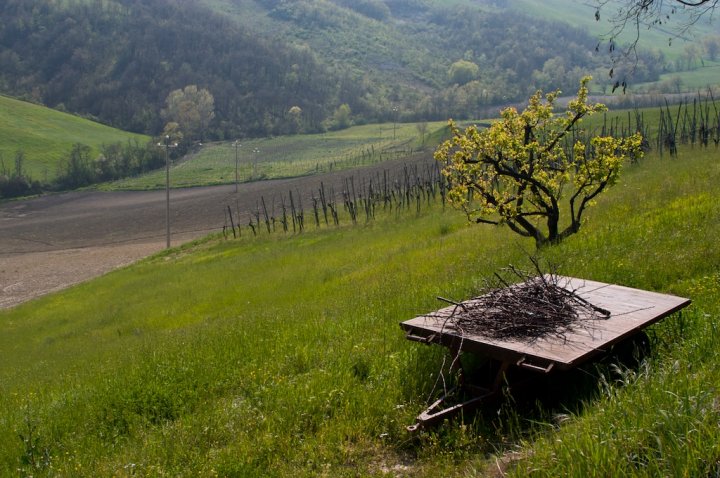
[400,277,691,431]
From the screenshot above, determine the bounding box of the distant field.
[635,63,720,91]
[102,121,446,190]
[515,0,720,61]
[0,95,149,182]
[97,94,720,192]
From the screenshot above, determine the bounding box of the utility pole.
[392,106,399,140]
[160,135,177,249]
[252,148,260,179]
[234,140,242,193]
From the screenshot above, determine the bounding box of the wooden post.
[227,205,237,238]
[261,196,271,234]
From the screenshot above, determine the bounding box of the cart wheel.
[610,331,651,369]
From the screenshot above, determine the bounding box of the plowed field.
[1,157,428,309]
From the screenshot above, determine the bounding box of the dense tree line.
[53,140,167,190]
[0,139,168,198]
[0,151,42,199]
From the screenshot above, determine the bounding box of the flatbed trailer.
[400,277,691,431]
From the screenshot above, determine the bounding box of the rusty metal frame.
[404,343,550,431]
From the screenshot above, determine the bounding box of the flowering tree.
[435,77,643,248]
[161,85,215,142]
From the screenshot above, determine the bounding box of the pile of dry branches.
[441,269,610,344]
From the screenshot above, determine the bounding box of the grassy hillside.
[1,142,719,475]
[0,95,149,182]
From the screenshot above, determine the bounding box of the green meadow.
[636,63,720,91]
[101,121,445,191]
[0,95,149,182]
[1,141,719,476]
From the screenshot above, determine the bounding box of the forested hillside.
[0,0,338,138]
[0,0,710,140]
[209,0,668,120]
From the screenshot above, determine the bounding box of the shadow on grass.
[399,329,657,453]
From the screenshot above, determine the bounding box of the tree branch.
[544,112,583,154]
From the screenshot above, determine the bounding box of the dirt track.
[0,157,429,309]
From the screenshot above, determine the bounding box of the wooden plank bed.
[400,276,691,430]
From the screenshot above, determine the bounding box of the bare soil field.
[0,156,429,309]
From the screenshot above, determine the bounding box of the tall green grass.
[0,95,149,182]
[503,146,720,477]
[1,145,719,476]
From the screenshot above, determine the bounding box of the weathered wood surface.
[400,277,691,371]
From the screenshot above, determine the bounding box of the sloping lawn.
[0,146,718,476]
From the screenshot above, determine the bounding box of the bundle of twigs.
[440,268,610,344]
